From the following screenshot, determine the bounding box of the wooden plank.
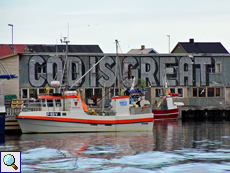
[5,122,19,126]
[5,126,21,130]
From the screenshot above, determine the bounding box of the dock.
[5,108,21,133]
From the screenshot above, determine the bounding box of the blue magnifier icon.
[3,154,18,170]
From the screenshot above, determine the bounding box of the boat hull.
[17,113,154,133]
[152,108,179,120]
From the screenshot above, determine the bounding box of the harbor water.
[1,120,230,172]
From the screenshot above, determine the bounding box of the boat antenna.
[60,36,70,90]
[114,39,119,96]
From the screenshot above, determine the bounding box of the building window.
[199,88,205,97]
[156,89,162,97]
[216,88,220,97]
[193,87,221,98]
[29,89,37,99]
[207,88,214,97]
[178,88,183,97]
[170,88,175,93]
[193,88,197,97]
[216,63,221,73]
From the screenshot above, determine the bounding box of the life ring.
[221,110,229,119]
[187,109,194,118]
[202,109,210,118]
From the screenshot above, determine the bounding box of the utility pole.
[167,35,170,53]
[8,24,14,53]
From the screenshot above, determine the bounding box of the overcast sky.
[1,0,230,53]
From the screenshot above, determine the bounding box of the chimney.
[189,38,194,43]
[141,45,145,50]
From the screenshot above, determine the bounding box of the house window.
[193,88,197,97]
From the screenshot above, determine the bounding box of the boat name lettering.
[46,112,61,116]
[119,101,127,106]
[72,107,80,109]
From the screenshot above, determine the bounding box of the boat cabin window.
[22,89,28,98]
[85,88,93,99]
[21,88,55,99]
[42,99,46,107]
[55,99,62,107]
[47,99,53,107]
[85,87,103,106]
[95,88,102,98]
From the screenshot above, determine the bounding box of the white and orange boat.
[17,85,154,133]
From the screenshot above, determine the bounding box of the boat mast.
[69,55,107,89]
[60,37,70,88]
[114,39,122,96]
[60,37,70,111]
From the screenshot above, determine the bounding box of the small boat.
[128,87,183,120]
[152,94,183,120]
[17,87,154,133]
[151,62,184,120]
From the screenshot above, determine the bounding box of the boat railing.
[21,107,41,112]
[6,107,21,116]
[23,99,42,108]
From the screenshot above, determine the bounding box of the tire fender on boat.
[202,109,210,118]
[221,110,229,119]
[187,109,194,118]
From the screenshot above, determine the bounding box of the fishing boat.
[17,86,154,133]
[151,62,184,120]
[129,88,182,120]
[152,93,183,120]
[17,39,154,133]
